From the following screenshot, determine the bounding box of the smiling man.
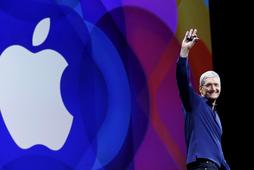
[199,71,221,110]
[176,29,230,170]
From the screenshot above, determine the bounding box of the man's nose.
[211,85,216,90]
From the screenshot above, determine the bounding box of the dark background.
[209,1,252,169]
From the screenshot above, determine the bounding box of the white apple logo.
[0,18,73,151]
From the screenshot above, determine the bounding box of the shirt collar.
[201,96,217,111]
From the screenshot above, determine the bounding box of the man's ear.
[199,86,204,96]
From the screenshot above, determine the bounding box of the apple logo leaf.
[32,18,50,46]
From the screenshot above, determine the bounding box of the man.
[176,29,230,170]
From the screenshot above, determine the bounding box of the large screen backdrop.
[0,0,212,170]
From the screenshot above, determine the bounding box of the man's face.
[199,77,221,100]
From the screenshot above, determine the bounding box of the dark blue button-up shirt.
[176,57,230,170]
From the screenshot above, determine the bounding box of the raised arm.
[176,29,199,111]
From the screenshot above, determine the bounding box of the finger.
[183,31,189,41]
[193,29,197,37]
[188,28,193,39]
[193,37,199,43]
[191,29,198,42]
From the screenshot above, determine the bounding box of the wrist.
[180,47,189,58]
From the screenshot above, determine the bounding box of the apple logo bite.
[0,18,73,151]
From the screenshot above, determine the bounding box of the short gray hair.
[199,71,220,86]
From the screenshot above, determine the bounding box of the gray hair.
[199,71,220,86]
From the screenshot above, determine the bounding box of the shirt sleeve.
[176,57,198,112]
